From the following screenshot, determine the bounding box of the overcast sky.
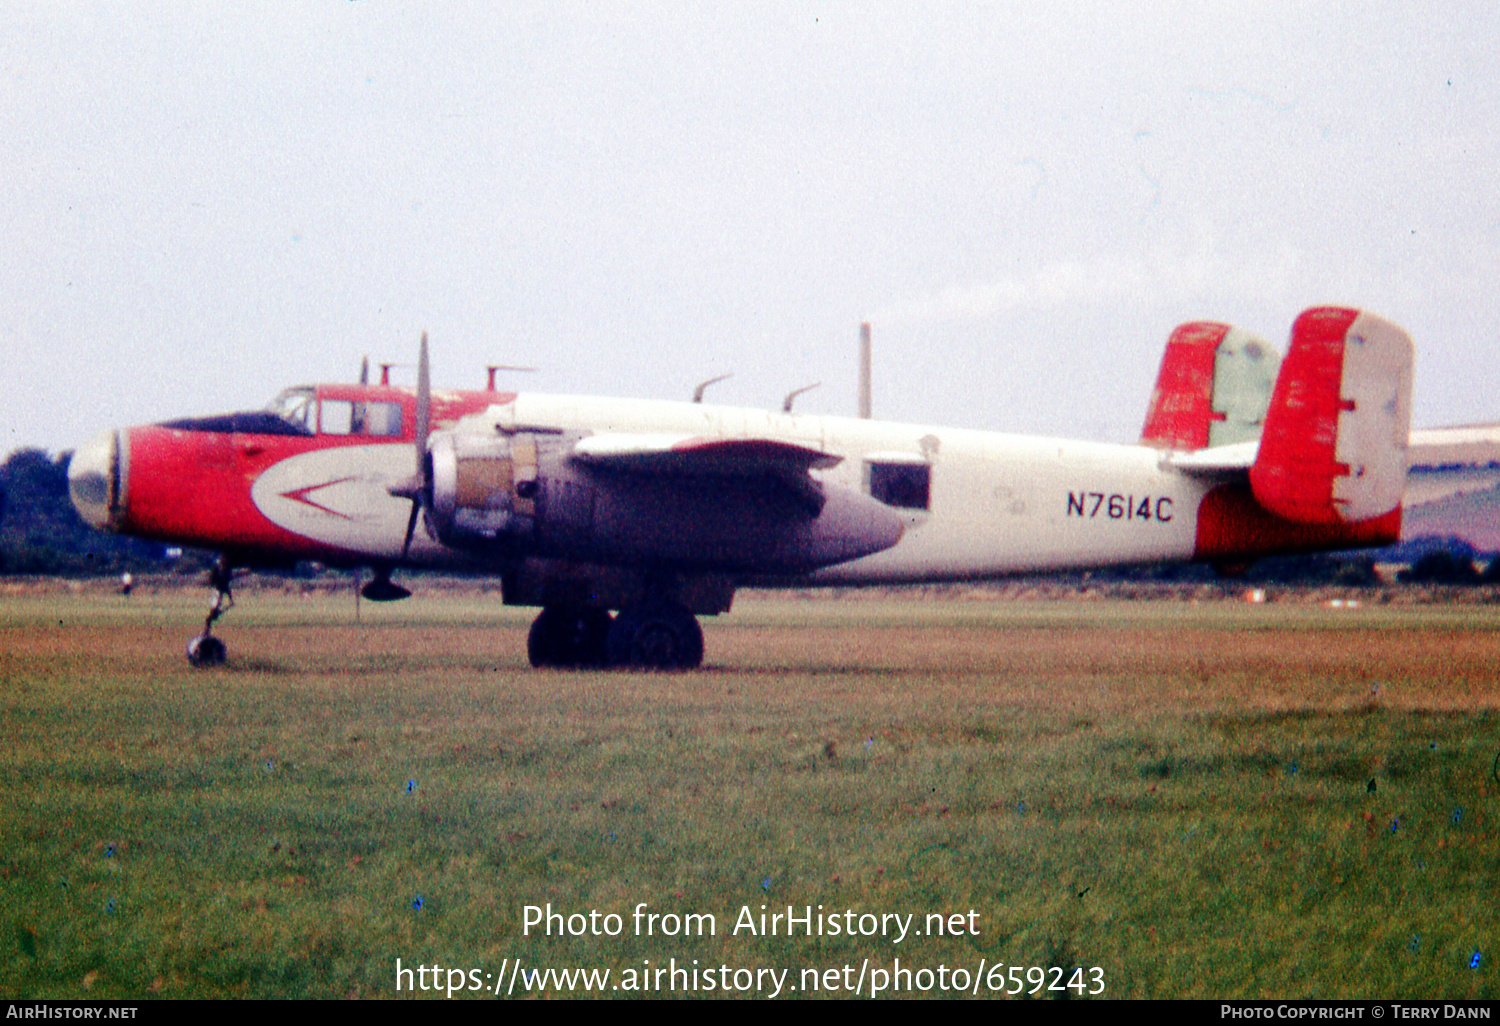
[4,2,1497,455]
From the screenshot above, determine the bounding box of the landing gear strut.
[187,556,234,668]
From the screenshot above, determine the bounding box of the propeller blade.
[359,354,369,386]
[400,488,421,560]
[415,332,430,467]
[390,331,433,561]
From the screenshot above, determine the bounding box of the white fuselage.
[477,394,1207,582]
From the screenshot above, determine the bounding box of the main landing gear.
[527,601,704,670]
[187,557,234,668]
[527,605,611,668]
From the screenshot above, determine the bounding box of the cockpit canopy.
[266,387,316,433]
[265,387,405,437]
[157,387,406,438]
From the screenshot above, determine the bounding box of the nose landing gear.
[187,557,234,668]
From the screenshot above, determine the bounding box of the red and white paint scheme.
[70,308,1418,670]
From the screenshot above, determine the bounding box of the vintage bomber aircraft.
[69,306,1415,670]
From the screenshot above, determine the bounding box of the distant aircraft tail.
[1403,424,1500,550]
[1141,322,1280,450]
[1249,307,1413,526]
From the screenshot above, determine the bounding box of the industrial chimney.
[859,322,872,419]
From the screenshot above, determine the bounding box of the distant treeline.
[1088,543,1500,586]
[1,446,1494,583]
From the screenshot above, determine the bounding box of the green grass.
[1,590,1498,998]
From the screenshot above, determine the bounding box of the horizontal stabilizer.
[1249,307,1413,525]
[1141,322,1280,450]
[1164,439,1258,476]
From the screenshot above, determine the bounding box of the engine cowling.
[428,431,540,547]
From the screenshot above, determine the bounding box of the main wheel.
[528,606,611,668]
[187,634,227,667]
[606,602,703,670]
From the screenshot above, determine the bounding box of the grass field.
[2,586,1498,999]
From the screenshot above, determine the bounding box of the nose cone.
[68,429,125,531]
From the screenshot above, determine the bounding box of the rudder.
[1141,322,1280,450]
[1249,307,1413,526]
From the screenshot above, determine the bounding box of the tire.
[527,612,558,667]
[187,634,227,667]
[606,603,703,670]
[529,606,612,668]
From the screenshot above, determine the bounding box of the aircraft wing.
[1406,424,1500,504]
[1164,423,1500,548]
[572,433,843,473]
[571,433,843,516]
[1165,426,1500,490]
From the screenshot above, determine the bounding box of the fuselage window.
[321,400,355,435]
[867,461,930,510]
[361,401,403,437]
[319,399,403,436]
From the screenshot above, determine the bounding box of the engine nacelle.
[426,431,904,573]
[428,431,541,547]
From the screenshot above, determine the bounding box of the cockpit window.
[267,388,316,432]
[321,400,355,435]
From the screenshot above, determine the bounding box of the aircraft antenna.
[487,364,537,391]
[782,382,821,413]
[693,373,733,403]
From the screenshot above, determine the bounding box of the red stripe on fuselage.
[280,478,359,520]
[120,426,397,561]
[118,384,513,562]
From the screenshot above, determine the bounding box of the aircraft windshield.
[267,388,316,433]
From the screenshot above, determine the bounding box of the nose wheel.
[187,633,227,667]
